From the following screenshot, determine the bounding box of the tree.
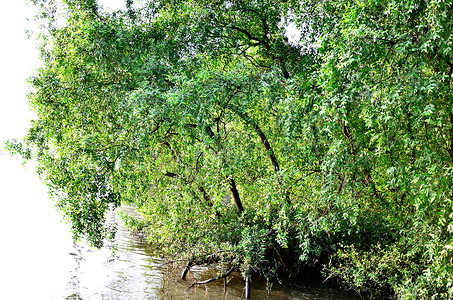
[8,0,453,298]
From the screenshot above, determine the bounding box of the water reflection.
[63,206,360,300]
[0,157,360,300]
[165,265,361,300]
[63,206,164,300]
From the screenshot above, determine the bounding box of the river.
[0,155,361,299]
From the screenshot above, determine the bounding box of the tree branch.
[229,178,244,215]
[188,266,235,289]
[221,99,291,204]
[222,102,280,173]
[228,25,270,51]
[450,113,453,165]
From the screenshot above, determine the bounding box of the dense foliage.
[8,0,453,298]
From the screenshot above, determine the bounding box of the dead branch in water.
[188,266,235,289]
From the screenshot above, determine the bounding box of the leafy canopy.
[8,0,453,298]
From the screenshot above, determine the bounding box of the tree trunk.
[229,178,244,215]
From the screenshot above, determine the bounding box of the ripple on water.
[61,206,361,300]
[62,206,164,300]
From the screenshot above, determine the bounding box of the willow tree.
[11,0,308,284]
[8,0,453,298]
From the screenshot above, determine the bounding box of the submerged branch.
[188,266,235,289]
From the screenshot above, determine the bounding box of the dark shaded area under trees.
[7,0,453,298]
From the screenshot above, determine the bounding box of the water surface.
[0,156,361,300]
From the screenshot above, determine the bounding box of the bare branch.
[188,266,235,289]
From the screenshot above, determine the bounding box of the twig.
[273,246,287,269]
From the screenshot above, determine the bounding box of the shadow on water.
[163,265,362,300]
[63,206,361,300]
